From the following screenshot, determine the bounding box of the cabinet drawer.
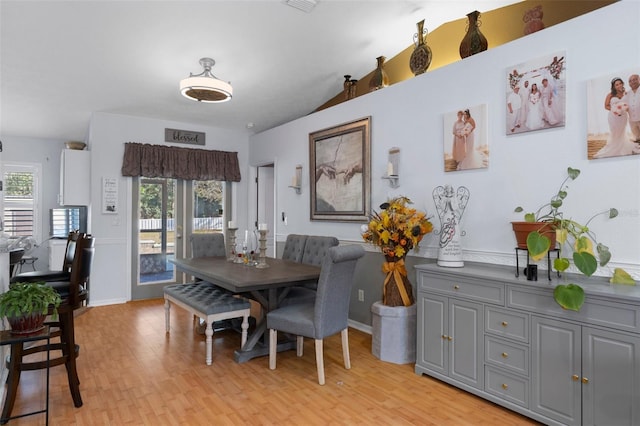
[485,307,529,343]
[508,285,640,333]
[485,366,529,408]
[418,274,504,305]
[485,336,529,376]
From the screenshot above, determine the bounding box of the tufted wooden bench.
[164,282,251,365]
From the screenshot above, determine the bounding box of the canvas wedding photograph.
[587,69,640,159]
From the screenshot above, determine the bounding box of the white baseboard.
[348,319,371,335]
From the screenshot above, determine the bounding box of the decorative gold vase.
[343,75,352,100]
[459,10,488,59]
[409,19,432,76]
[343,75,358,100]
[369,56,389,92]
[348,79,358,99]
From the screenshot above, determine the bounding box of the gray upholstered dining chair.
[188,233,229,329]
[281,235,339,306]
[267,244,365,385]
[300,235,339,268]
[190,233,226,258]
[281,234,307,263]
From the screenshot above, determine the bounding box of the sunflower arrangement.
[362,196,433,306]
[362,196,433,260]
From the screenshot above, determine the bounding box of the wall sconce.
[381,147,399,188]
[289,164,302,194]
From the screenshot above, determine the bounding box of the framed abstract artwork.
[309,117,371,221]
[443,104,488,172]
[506,52,566,135]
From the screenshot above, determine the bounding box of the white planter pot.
[371,301,417,364]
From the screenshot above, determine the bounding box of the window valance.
[121,142,241,182]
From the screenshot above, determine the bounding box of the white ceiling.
[0,0,518,142]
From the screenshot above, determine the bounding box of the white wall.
[87,112,250,305]
[1,136,68,270]
[249,1,640,277]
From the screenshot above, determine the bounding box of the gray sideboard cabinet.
[415,261,640,426]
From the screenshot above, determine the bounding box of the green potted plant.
[0,282,61,334]
[514,167,635,311]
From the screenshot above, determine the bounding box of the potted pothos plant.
[0,282,61,334]
[514,166,635,311]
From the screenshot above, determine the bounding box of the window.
[3,163,41,239]
[193,180,224,233]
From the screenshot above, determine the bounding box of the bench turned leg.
[269,329,277,370]
[205,321,214,365]
[241,314,249,347]
[164,299,170,333]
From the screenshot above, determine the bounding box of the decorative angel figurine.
[432,185,470,267]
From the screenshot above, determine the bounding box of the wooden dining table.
[170,256,320,363]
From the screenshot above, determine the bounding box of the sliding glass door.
[131,177,226,300]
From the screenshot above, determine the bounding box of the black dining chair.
[267,244,364,385]
[1,233,95,420]
[8,249,25,278]
[11,230,80,284]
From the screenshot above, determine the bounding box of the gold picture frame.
[309,117,371,222]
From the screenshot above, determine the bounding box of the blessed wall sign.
[164,128,205,145]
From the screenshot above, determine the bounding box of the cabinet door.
[59,150,90,206]
[417,293,447,375]
[582,327,640,426]
[449,298,483,389]
[531,316,581,426]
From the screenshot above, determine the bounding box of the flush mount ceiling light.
[180,57,232,103]
[285,0,317,13]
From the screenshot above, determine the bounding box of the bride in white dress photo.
[458,109,488,170]
[525,83,545,130]
[594,77,640,158]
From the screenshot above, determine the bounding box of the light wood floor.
[7,299,540,425]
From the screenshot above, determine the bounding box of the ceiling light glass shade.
[180,58,233,103]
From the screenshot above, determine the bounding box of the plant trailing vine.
[515,167,635,311]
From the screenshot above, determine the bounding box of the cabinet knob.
[453,285,460,290]
[582,377,589,384]
[447,336,453,341]
[501,321,508,327]
[501,352,508,358]
[572,374,579,381]
[501,383,508,390]
[442,335,447,340]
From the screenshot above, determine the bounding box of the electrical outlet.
[358,289,365,302]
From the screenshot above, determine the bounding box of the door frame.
[252,162,276,258]
[130,177,185,300]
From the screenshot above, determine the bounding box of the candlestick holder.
[255,229,269,269]
[227,227,238,262]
